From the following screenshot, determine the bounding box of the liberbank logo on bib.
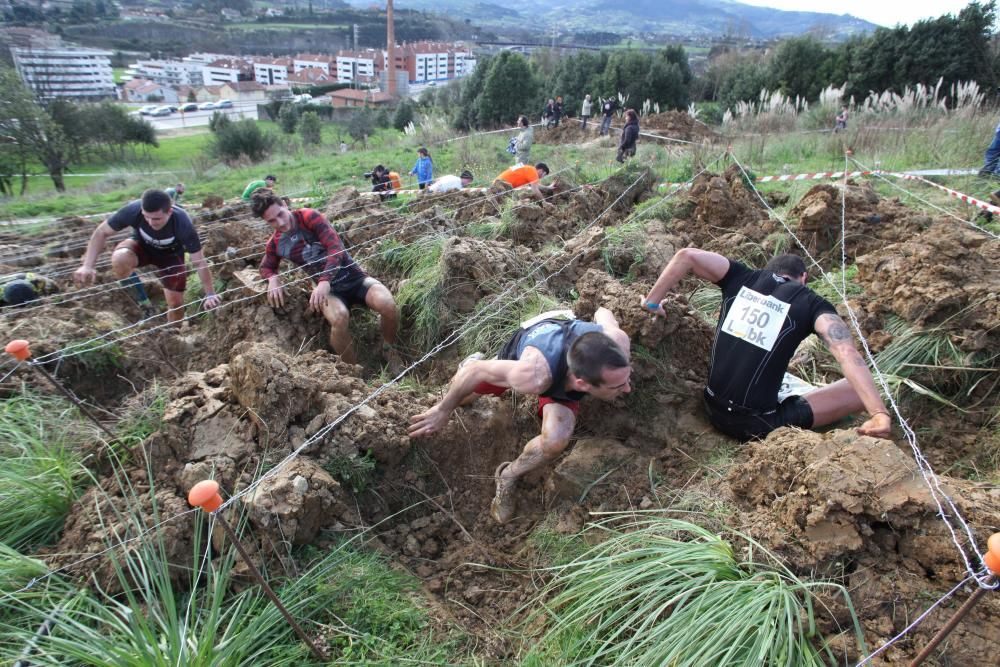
[720,286,789,352]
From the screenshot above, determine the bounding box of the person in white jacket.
[580,94,592,130]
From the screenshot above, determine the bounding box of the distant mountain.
[343,0,877,39]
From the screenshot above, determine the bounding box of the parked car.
[181,103,198,112]
[166,105,178,113]
[197,101,216,110]
[216,99,233,109]
[138,105,158,115]
[151,106,173,116]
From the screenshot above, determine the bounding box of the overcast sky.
[736,0,977,27]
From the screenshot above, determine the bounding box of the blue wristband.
[646,302,660,310]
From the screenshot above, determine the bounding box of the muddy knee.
[110,249,137,278]
[538,433,570,462]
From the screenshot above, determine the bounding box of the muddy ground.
[2,164,999,664]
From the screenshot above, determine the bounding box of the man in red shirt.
[250,189,399,365]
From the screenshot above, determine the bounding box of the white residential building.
[127,58,205,87]
[253,57,291,86]
[202,57,251,86]
[11,46,115,100]
[336,49,381,84]
[293,54,334,75]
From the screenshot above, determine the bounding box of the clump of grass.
[524,514,865,666]
[0,394,93,551]
[67,338,124,374]
[374,234,446,349]
[323,450,377,493]
[601,219,647,282]
[0,485,471,665]
[114,383,167,451]
[459,287,561,357]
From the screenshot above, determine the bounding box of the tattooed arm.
[815,313,891,437]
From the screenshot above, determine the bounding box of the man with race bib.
[642,249,892,441]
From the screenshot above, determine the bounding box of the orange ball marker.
[5,339,31,361]
[986,533,1000,575]
[187,479,222,513]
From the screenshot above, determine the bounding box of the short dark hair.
[460,170,474,181]
[764,254,807,278]
[3,280,37,306]
[265,174,277,182]
[250,188,284,218]
[535,162,549,177]
[567,332,629,385]
[141,189,173,213]
[518,115,529,127]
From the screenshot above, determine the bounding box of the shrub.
[209,119,275,163]
[298,110,322,146]
[278,103,299,134]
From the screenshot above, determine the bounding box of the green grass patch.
[523,514,865,666]
[0,394,94,551]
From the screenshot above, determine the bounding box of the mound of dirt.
[668,165,778,257]
[727,427,1000,665]
[788,182,935,264]
[856,221,1000,336]
[537,111,717,145]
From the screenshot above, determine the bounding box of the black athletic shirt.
[499,319,604,402]
[706,260,837,411]
[106,200,202,257]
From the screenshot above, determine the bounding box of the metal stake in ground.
[187,480,326,662]
[908,532,1000,667]
[4,339,117,440]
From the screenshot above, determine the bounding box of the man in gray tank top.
[409,308,632,523]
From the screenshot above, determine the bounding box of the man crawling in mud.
[642,248,892,441]
[250,188,400,366]
[408,309,632,523]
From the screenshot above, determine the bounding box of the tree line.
[420,1,998,130]
[0,67,157,194]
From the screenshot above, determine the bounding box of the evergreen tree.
[475,51,539,127]
[299,110,322,146]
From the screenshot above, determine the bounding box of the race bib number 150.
[720,286,789,352]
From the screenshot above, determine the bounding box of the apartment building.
[252,57,292,86]
[127,58,205,87]
[335,49,383,85]
[11,46,115,100]
[293,54,335,75]
[202,57,253,86]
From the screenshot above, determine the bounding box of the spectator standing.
[834,106,849,133]
[543,98,555,127]
[552,96,564,126]
[580,94,592,130]
[616,109,639,163]
[599,97,617,136]
[410,147,433,190]
[980,119,1000,176]
[515,115,534,165]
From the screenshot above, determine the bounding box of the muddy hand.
[408,405,449,438]
[203,294,222,310]
[857,412,892,438]
[74,266,96,287]
[641,297,666,318]
[266,282,285,308]
[309,281,330,312]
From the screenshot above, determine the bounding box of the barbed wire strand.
[1,166,590,317]
[730,153,994,589]
[1,156,712,604]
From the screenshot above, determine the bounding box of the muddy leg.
[492,402,575,523]
[321,295,356,364]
